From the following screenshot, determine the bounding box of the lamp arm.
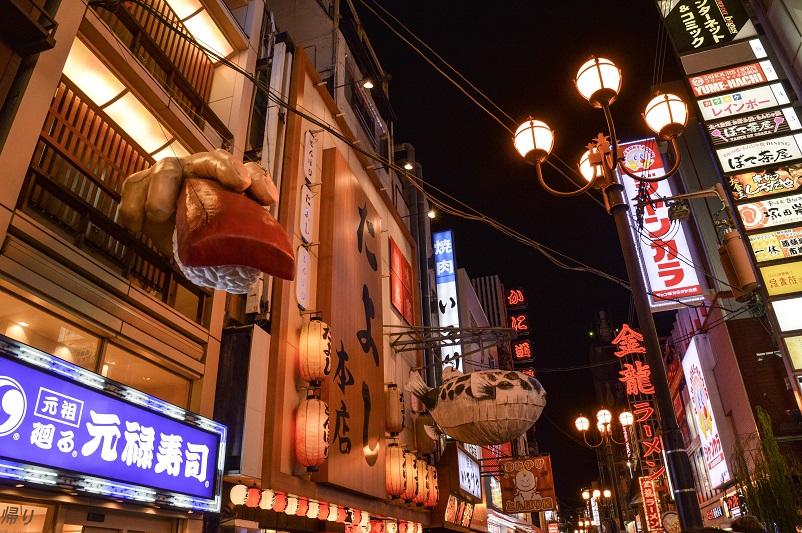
[602,103,619,172]
[535,160,597,197]
[616,136,683,182]
[581,432,604,449]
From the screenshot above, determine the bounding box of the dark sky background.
[356,0,687,512]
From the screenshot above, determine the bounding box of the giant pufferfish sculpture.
[405,366,547,446]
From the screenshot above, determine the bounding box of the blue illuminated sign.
[432,230,462,371]
[0,336,226,511]
[433,231,456,283]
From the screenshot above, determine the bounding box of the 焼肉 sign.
[0,337,225,510]
[433,230,462,371]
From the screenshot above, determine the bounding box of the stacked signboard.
[659,0,802,391]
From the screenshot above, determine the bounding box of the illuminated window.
[102,344,191,407]
[0,290,100,371]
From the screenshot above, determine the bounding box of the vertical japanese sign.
[619,139,705,310]
[658,0,754,54]
[433,230,462,371]
[499,455,556,513]
[506,288,534,363]
[682,335,731,488]
[639,477,662,531]
[316,148,385,497]
[613,325,666,481]
[389,238,415,324]
[0,341,225,511]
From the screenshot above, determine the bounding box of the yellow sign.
[785,335,802,370]
[0,501,48,533]
[760,262,802,296]
[748,226,802,262]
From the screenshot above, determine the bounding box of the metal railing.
[18,80,211,325]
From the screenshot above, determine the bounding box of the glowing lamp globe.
[514,119,553,163]
[575,415,590,432]
[575,57,621,108]
[299,317,332,385]
[644,93,688,140]
[593,489,601,499]
[603,489,612,498]
[582,490,590,500]
[619,411,634,427]
[229,482,248,505]
[596,409,612,425]
[579,150,604,182]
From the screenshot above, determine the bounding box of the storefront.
[0,335,226,533]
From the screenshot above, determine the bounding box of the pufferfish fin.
[424,422,443,441]
[470,371,496,400]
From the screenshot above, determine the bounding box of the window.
[0,289,100,371]
[102,344,191,407]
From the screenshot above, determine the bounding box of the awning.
[487,510,544,533]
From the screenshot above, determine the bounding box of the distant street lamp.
[577,409,633,533]
[514,56,702,530]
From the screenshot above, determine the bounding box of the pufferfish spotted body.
[405,366,547,446]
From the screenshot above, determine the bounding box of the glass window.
[0,289,100,371]
[102,344,191,407]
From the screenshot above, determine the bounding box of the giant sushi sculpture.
[405,366,547,446]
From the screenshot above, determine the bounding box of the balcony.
[0,0,57,56]
[18,79,212,325]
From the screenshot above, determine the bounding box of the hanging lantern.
[327,504,340,522]
[245,485,262,508]
[296,498,309,517]
[307,500,320,519]
[317,501,329,520]
[229,481,248,506]
[359,512,371,533]
[413,458,428,505]
[350,509,361,525]
[398,521,408,533]
[285,495,299,515]
[425,465,439,508]
[299,317,332,385]
[385,384,405,436]
[295,396,329,471]
[336,506,348,523]
[370,520,386,533]
[414,414,437,455]
[273,492,288,513]
[400,452,418,502]
[386,520,398,533]
[386,443,406,498]
[259,489,275,510]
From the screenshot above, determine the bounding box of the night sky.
[356,0,687,511]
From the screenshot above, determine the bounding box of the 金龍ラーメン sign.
[728,163,802,200]
[0,339,225,510]
[697,83,790,122]
[738,193,802,231]
[716,134,802,174]
[707,108,802,146]
[689,60,778,98]
[748,226,802,262]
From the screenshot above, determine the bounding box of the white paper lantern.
[259,489,275,510]
[413,458,428,505]
[295,398,329,471]
[386,444,406,498]
[229,482,247,505]
[307,500,320,519]
[385,384,405,435]
[299,317,331,384]
[327,504,340,522]
[386,521,398,533]
[285,495,299,515]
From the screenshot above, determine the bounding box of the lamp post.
[577,409,633,533]
[515,56,702,530]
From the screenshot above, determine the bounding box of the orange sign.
[612,324,645,358]
[639,477,661,531]
[499,455,556,513]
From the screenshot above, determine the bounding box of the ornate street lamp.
[516,56,701,530]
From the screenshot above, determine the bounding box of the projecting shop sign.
[433,230,463,371]
[761,262,802,296]
[706,108,801,146]
[697,83,790,121]
[682,335,731,489]
[728,162,802,200]
[715,134,802,174]
[458,447,482,500]
[738,193,802,231]
[748,226,802,262]
[619,139,704,310]
[0,339,225,511]
[688,60,778,97]
[659,0,754,54]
